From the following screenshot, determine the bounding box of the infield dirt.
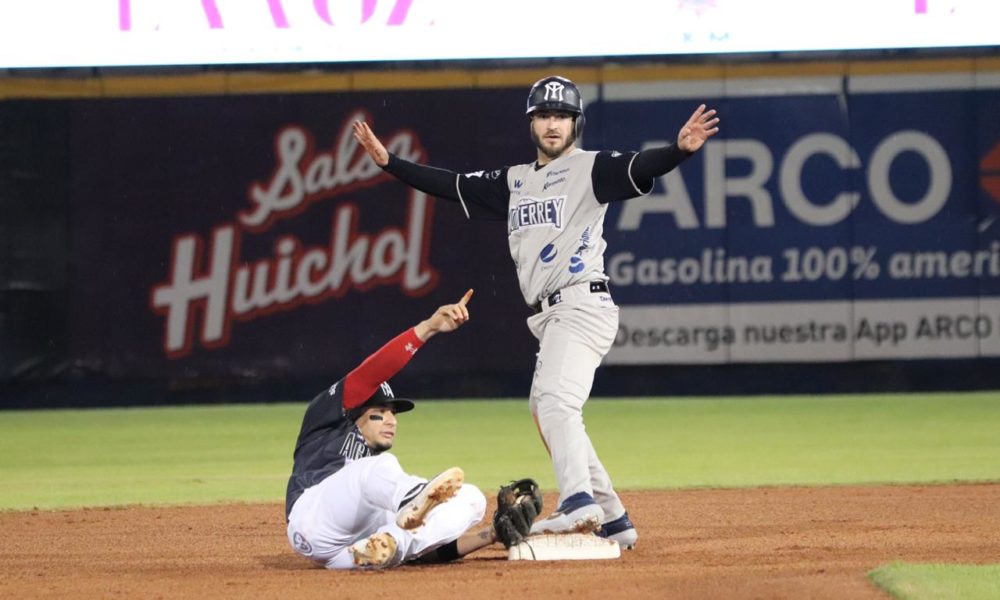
[2,483,998,599]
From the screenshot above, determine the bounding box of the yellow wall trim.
[1,57,998,100]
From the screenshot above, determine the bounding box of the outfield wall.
[3,59,1000,405]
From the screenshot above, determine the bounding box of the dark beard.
[369,439,393,452]
[530,127,576,160]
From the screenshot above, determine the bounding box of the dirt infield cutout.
[2,483,998,599]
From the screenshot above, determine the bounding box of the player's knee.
[457,484,487,520]
[535,397,581,423]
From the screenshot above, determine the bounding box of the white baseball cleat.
[596,512,638,550]
[349,532,398,568]
[529,492,604,535]
[395,466,465,530]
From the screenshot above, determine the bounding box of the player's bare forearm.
[455,523,498,556]
[677,104,721,153]
[414,289,474,341]
[352,120,389,167]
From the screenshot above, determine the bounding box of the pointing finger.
[458,288,474,307]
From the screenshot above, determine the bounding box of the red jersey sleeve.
[342,328,424,410]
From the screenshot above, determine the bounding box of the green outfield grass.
[1,391,998,511]
[869,562,1000,600]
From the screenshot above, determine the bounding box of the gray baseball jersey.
[454,149,649,306]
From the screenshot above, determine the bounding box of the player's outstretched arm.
[341,289,473,410]
[353,120,508,218]
[599,103,720,202]
[414,289,473,341]
[353,120,472,204]
[677,103,720,153]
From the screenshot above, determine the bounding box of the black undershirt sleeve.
[383,153,509,220]
[631,143,690,183]
[593,144,691,204]
[408,539,461,564]
[383,153,461,201]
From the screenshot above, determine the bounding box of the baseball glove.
[493,478,543,549]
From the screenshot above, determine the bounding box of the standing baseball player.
[285,289,540,569]
[352,76,719,550]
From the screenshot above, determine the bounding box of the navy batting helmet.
[526,75,585,140]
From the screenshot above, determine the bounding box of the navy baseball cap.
[347,382,414,421]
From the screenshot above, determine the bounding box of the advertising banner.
[64,90,534,380]
[4,70,1000,386]
[599,76,1000,364]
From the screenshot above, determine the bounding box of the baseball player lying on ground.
[285,289,541,569]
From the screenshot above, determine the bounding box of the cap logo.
[380,382,394,398]
[543,81,565,102]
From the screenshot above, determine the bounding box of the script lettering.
[240,114,422,230]
[153,191,436,357]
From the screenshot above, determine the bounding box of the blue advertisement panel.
[599,78,1000,364]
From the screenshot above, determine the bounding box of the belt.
[530,280,609,314]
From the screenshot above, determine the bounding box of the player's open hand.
[352,121,390,167]
[677,104,720,153]
[415,289,474,340]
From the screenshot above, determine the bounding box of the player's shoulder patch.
[465,168,504,180]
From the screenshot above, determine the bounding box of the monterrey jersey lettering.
[508,196,566,234]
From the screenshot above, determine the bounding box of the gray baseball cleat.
[529,492,605,535]
[596,511,638,549]
[349,531,398,568]
[395,466,464,530]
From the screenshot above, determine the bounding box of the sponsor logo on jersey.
[508,196,566,233]
[292,532,313,555]
[569,227,592,273]
[514,179,523,189]
[576,226,592,254]
[466,169,504,180]
[539,244,558,263]
[543,177,566,191]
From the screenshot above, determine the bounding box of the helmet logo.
[543,81,565,102]
[380,382,394,397]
